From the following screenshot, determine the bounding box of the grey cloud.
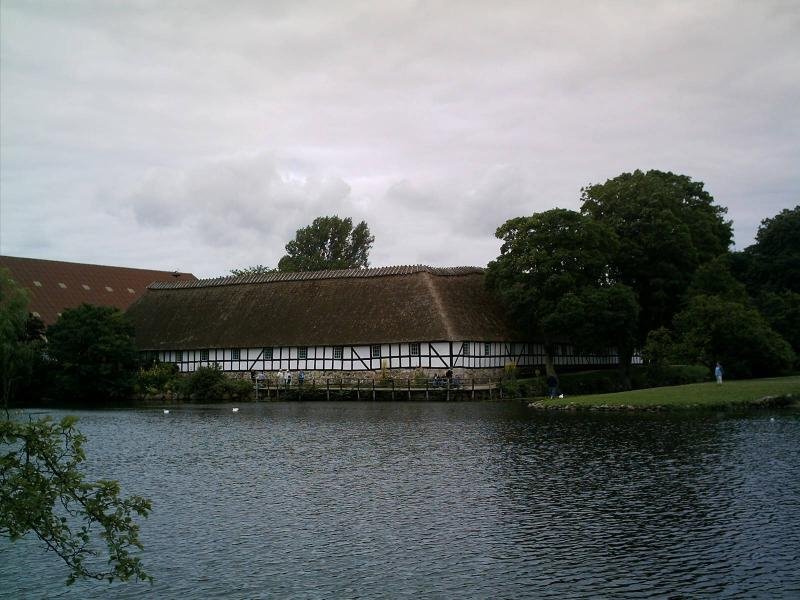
[1,1,798,276]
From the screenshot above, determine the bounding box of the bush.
[136,362,180,396]
[534,365,711,397]
[179,365,253,403]
[555,370,623,395]
[632,364,710,388]
[500,378,530,399]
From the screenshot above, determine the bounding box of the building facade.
[127,265,622,374]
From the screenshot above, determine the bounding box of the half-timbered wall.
[151,341,628,373]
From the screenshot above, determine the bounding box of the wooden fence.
[251,376,503,401]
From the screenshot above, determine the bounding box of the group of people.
[249,370,306,386]
[432,369,456,387]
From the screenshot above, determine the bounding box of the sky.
[1,0,798,278]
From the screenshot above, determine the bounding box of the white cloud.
[1,0,798,276]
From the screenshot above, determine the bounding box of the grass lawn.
[529,375,800,410]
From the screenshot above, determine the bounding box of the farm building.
[0,255,196,325]
[126,265,621,375]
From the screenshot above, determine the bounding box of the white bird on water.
[232,407,239,412]
[163,409,170,414]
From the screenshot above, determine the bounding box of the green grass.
[530,375,800,409]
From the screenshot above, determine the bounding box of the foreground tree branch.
[1,416,152,585]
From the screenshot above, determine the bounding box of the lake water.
[2,402,799,599]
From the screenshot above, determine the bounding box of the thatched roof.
[127,265,519,350]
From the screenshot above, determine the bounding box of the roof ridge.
[420,271,457,341]
[148,265,485,290]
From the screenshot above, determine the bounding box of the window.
[333,346,343,360]
[410,342,420,356]
[231,349,240,360]
[176,351,183,362]
[200,349,209,361]
[298,347,308,360]
[371,344,381,358]
[461,342,470,356]
[263,347,273,360]
[484,343,491,356]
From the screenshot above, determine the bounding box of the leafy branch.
[1,416,152,585]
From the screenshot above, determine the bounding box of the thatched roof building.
[127,265,621,373]
[127,265,516,351]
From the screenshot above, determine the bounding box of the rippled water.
[2,402,800,598]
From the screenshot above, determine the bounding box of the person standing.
[714,362,724,384]
[547,374,559,399]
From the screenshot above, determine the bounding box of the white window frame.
[298,347,308,360]
[410,342,420,356]
[371,344,381,358]
[333,346,343,360]
[231,348,241,361]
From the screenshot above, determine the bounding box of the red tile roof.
[0,255,196,325]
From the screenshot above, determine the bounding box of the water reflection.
[1,403,798,598]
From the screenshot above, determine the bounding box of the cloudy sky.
[1,1,798,278]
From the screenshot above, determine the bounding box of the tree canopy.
[1,269,42,410]
[277,215,374,272]
[485,209,638,376]
[737,205,800,294]
[580,170,733,342]
[47,304,139,403]
[229,264,276,277]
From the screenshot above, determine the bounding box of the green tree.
[486,209,629,375]
[735,205,800,294]
[1,416,152,585]
[47,304,139,403]
[0,269,40,411]
[544,284,640,385]
[229,264,276,277]
[278,215,375,272]
[754,290,800,361]
[672,295,794,378]
[580,170,733,342]
[687,255,749,304]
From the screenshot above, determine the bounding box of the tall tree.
[47,304,139,403]
[580,170,733,342]
[278,216,374,272]
[672,295,794,378]
[485,209,635,376]
[736,205,800,294]
[0,269,39,411]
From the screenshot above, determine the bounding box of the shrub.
[179,365,253,403]
[136,362,180,395]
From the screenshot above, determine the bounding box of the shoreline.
[526,376,800,411]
